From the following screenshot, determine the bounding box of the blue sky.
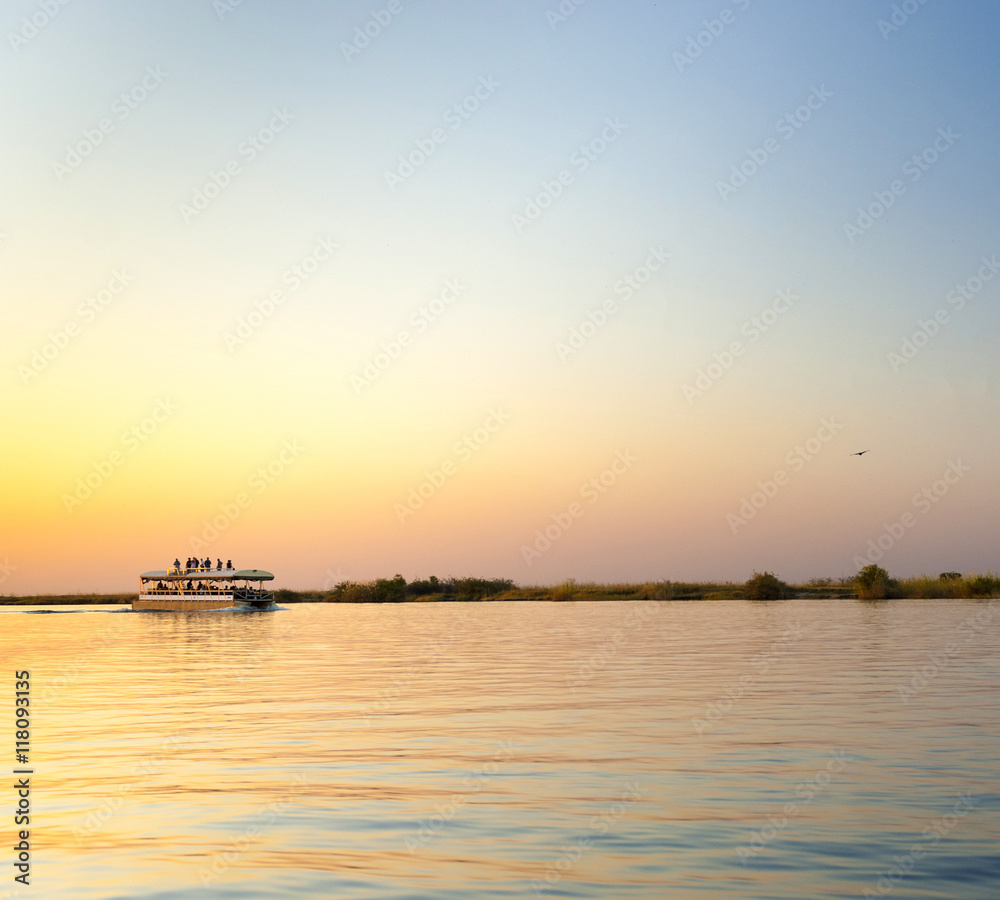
[2,0,998,591]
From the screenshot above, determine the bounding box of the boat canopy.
[141,569,274,582]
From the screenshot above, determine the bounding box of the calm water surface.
[3,598,998,899]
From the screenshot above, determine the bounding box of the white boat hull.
[134,594,273,611]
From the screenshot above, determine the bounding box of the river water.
[3,598,998,899]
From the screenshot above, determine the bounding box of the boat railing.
[140,582,274,598]
[141,585,236,596]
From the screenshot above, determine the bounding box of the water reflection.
[3,598,997,899]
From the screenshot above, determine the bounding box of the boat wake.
[13,608,129,614]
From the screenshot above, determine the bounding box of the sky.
[2,0,998,593]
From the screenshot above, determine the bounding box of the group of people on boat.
[173,557,234,573]
[142,558,272,603]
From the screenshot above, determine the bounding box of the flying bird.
[850,450,869,456]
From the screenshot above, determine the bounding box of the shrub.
[968,573,1000,597]
[939,572,962,581]
[636,580,676,601]
[373,575,407,602]
[903,575,941,599]
[327,575,515,603]
[854,564,895,599]
[744,571,788,601]
[552,579,577,601]
[407,575,445,597]
[451,577,514,601]
[328,575,407,603]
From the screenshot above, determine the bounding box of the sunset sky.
[2,0,998,593]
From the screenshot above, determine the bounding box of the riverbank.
[3,574,997,605]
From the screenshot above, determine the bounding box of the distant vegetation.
[850,566,1000,600]
[2,570,997,604]
[854,564,896,600]
[324,577,817,603]
[744,571,789,601]
[326,575,514,603]
[0,593,135,606]
[860,571,1000,600]
[268,569,1000,602]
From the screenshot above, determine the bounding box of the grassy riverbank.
[1,593,136,605]
[5,572,996,605]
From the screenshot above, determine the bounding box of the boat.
[135,564,276,611]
